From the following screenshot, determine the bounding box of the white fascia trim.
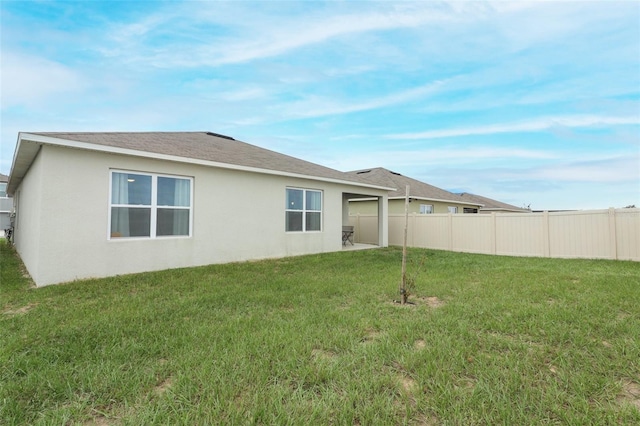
[388,195,485,208]
[17,133,394,192]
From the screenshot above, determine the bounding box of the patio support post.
[377,194,388,247]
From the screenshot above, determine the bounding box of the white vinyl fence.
[349,208,640,261]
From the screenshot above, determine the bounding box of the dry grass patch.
[414,339,426,350]
[618,380,640,410]
[399,374,419,395]
[153,376,174,395]
[2,303,37,316]
[83,414,113,426]
[311,348,338,361]
[416,296,445,308]
[360,328,384,344]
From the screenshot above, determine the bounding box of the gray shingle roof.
[346,167,474,204]
[28,131,371,185]
[457,192,530,212]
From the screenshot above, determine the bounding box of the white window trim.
[285,187,323,233]
[108,169,194,240]
[419,204,434,214]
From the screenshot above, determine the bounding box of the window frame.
[108,170,193,240]
[419,204,434,214]
[447,206,458,214]
[285,187,323,233]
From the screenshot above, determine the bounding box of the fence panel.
[451,213,493,254]
[348,214,379,245]
[351,208,639,261]
[495,213,546,257]
[615,208,640,261]
[548,210,611,259]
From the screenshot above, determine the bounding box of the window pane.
[158,177,190,207]
[286,211,303,232]
[0,183,6,198]
[157,208,190,236]
[286,189,303,210]
[306,190,322,211]
[420,204,433,214]
[111,207,150,237]
[306,212,321,231]
[112,173,151,205]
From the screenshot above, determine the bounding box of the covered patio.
[341,192,388,249]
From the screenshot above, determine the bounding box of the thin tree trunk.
[401,185,409,304]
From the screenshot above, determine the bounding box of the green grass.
[1,239,639,425]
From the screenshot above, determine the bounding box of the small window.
[419,204,433,214]
[448,206,458,214]
[286,188,322,232]
[0,183,7,198]
[110,171,192,239]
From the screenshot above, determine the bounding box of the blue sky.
[1,0,638,210]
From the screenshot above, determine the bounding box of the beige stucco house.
[347,168,483,215]
[7,132,391,287]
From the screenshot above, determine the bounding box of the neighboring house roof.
[0,173,8,183]
[457,192,530,213]
[346,167,481,207]
[8,132,393,195]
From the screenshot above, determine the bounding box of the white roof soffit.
[9,133,394,194]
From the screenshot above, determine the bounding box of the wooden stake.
[401,185,409,304]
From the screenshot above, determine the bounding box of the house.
[0,173,12,235]
[347,168,483,215]
[457,192,531,213]
[7,132,392,287]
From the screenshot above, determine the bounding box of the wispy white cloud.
[1,52,89,108]
[282,80,447,118]
[386,115,640,140]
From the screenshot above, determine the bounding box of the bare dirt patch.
[399,374,419,395]
[414,339,426,350]
[83,415,112,426]
[361,328,383,344]
[617,380,640,410]
[411,414,440,426]
[154,376,174,395]
[455,376,476,393]
[2,303,37,316]
[418,296,445,308]
[311,348,338,361]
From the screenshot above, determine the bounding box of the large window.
[285,188,322,232]
[110,171,192,239]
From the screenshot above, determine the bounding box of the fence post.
[448,212,453,251]
[491,212,497,255]
[543,211,550,257]
[608,208,618,260]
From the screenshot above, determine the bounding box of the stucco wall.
[12,149,45,282]
[14,145,387,286]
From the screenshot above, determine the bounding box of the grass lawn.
[1,240,639,425]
